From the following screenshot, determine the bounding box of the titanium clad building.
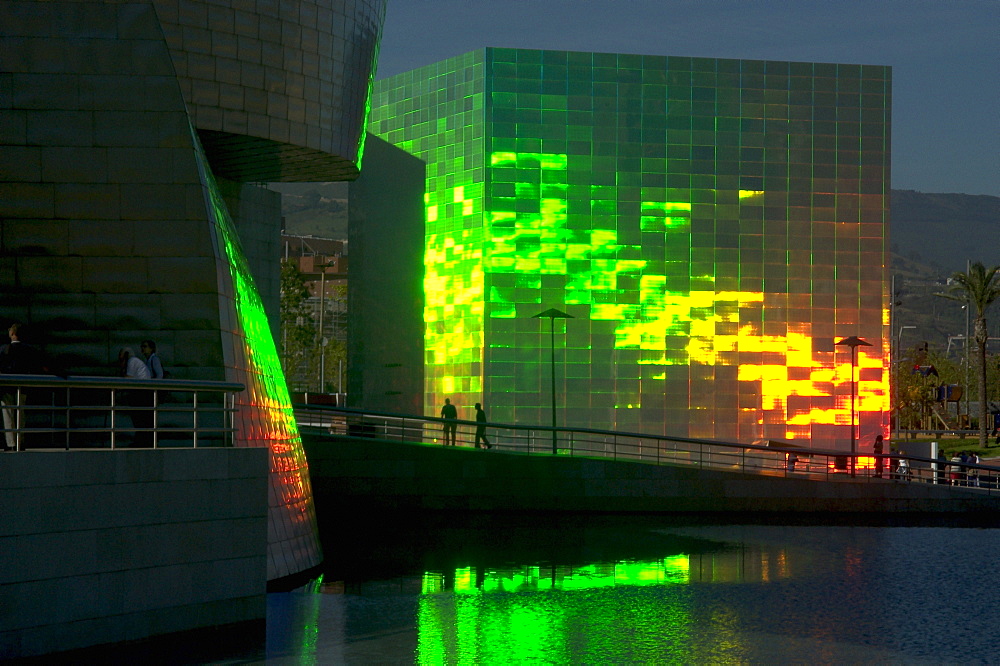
[1,0,386,583]
[370,48,890,451]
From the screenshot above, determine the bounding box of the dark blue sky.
[377,0,998,196]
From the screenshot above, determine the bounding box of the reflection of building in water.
[415,547,797,662]
[419,545,796,595]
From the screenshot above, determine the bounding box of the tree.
[936,262,1000,446]
[279,259,315,384]
[896,346,968,430]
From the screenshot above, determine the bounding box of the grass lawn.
[893,434,999,461]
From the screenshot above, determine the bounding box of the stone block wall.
[0,448,269,659]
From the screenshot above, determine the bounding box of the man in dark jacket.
[440,398,458,446]
[0,323,47,450]
[0,323,46,375]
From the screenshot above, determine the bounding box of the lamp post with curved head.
[533,308,573,454]
[315,261,339,393]
[836,335,873,477]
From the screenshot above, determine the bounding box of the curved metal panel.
[154,0,387,181]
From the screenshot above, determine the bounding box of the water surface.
[263,515,1000,663]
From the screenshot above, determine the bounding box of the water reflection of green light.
[416,557,695,664]
[421,556,691,596]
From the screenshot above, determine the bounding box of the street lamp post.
[533,308,573,454]
[311,260,339,393]
[894,325,916,441]
[964,275,971,429]
[836,336,873,477]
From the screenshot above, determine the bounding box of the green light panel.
[372,50,891,449]
[371,51,487,413]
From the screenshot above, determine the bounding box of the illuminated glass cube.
[371,49,889,449]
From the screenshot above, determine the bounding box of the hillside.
[890,190,999,352]
[891,190,1000,274]
[271,184,998,351]
[271,181,349,239]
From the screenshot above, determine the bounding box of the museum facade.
[0,0,386,581]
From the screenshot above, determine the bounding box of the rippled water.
[261,516,1000,664]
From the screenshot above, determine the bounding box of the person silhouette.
[0,323,48,450]
[140,340,164,379]
[440,397,457,446]
[872,434,884,478]
[475,402,491,449]
[119,347,152,446]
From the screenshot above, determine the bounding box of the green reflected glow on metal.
[355,22,382,172]
[193,132,312,511]
[208,179,298,432]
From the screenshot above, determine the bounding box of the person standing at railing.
[969,451,981,487]
[141,340,164,379]
[119,347,150,380]
[475,402,492,450]
[119,347,152,446]
[896,456,910,480]
[0,323,48,451]
[440,398,458,446]
[949,453,963,486]
[872,435,885,478]
[959,451,971,487]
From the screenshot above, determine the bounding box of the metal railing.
[294,404,1000,494]
[0,375,244,451]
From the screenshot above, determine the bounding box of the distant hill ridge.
[273,184,998,278]
[891,190,999,274]
[272,185,996,348]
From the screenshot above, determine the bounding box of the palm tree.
[937,262,1000,447]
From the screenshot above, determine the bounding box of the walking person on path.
[475,402,492,449]
[969,451,981,487]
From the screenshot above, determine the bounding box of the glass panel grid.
[371,50,890,450]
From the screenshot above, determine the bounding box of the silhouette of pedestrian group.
[439,398,492,449]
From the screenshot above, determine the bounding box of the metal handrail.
[293,403,1000,493]
[0,374,244,451]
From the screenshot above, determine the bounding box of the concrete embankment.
[302,433,1000,516]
